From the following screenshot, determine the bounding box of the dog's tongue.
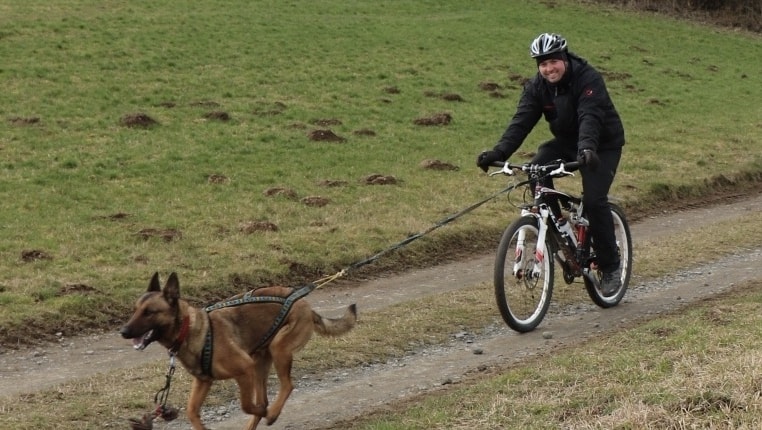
[131,331,151,350]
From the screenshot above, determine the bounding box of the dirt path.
[2,192,762,429]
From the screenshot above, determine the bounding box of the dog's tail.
[312,304,357,336]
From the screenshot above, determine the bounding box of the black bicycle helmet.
[530,33,568,58]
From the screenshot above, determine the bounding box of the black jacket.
[494,52,625,158]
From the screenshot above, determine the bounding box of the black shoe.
[601,267,622,297]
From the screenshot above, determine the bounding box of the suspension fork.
[533,207,551,278]
[512,208,550,279]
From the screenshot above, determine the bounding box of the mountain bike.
[487,160,632,333]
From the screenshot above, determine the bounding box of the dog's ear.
[148,272,161,293]
[163,272,181,306]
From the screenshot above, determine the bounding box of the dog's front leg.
[187,378,213,430]
[235,369,268,420]
[242,353,272,430]
[244,414,263,430]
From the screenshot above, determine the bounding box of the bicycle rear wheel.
[494,216,554,333]
[584,203,633,307]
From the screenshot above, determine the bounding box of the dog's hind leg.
[264,350,294,426]
[187,378,213,430]
[264,323,312,425]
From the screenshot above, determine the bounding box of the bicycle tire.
[584,203,633,307]
[494,216,554,333]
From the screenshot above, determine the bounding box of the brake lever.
[489,163,516,177]
[548,163,575,177]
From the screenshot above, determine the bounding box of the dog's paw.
[128,413,154,430]
[159,405,179,421]
[266,413,280,426]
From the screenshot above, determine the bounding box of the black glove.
[577,149,600,171]
[476,150,505,173]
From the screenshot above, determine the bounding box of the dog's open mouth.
[132,330,154,350]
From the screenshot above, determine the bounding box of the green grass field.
[0,0,760,342]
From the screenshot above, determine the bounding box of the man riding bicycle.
[477,33,626,296]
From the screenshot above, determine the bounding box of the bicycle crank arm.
[582,268,600,288]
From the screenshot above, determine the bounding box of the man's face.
[538,58,567,84]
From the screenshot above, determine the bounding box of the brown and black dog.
[120,272,356,430]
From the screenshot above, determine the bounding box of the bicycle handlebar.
[488,160,582,178]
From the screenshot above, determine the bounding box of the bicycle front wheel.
[494,216,554,333]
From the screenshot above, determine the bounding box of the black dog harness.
[198,284,316,377]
